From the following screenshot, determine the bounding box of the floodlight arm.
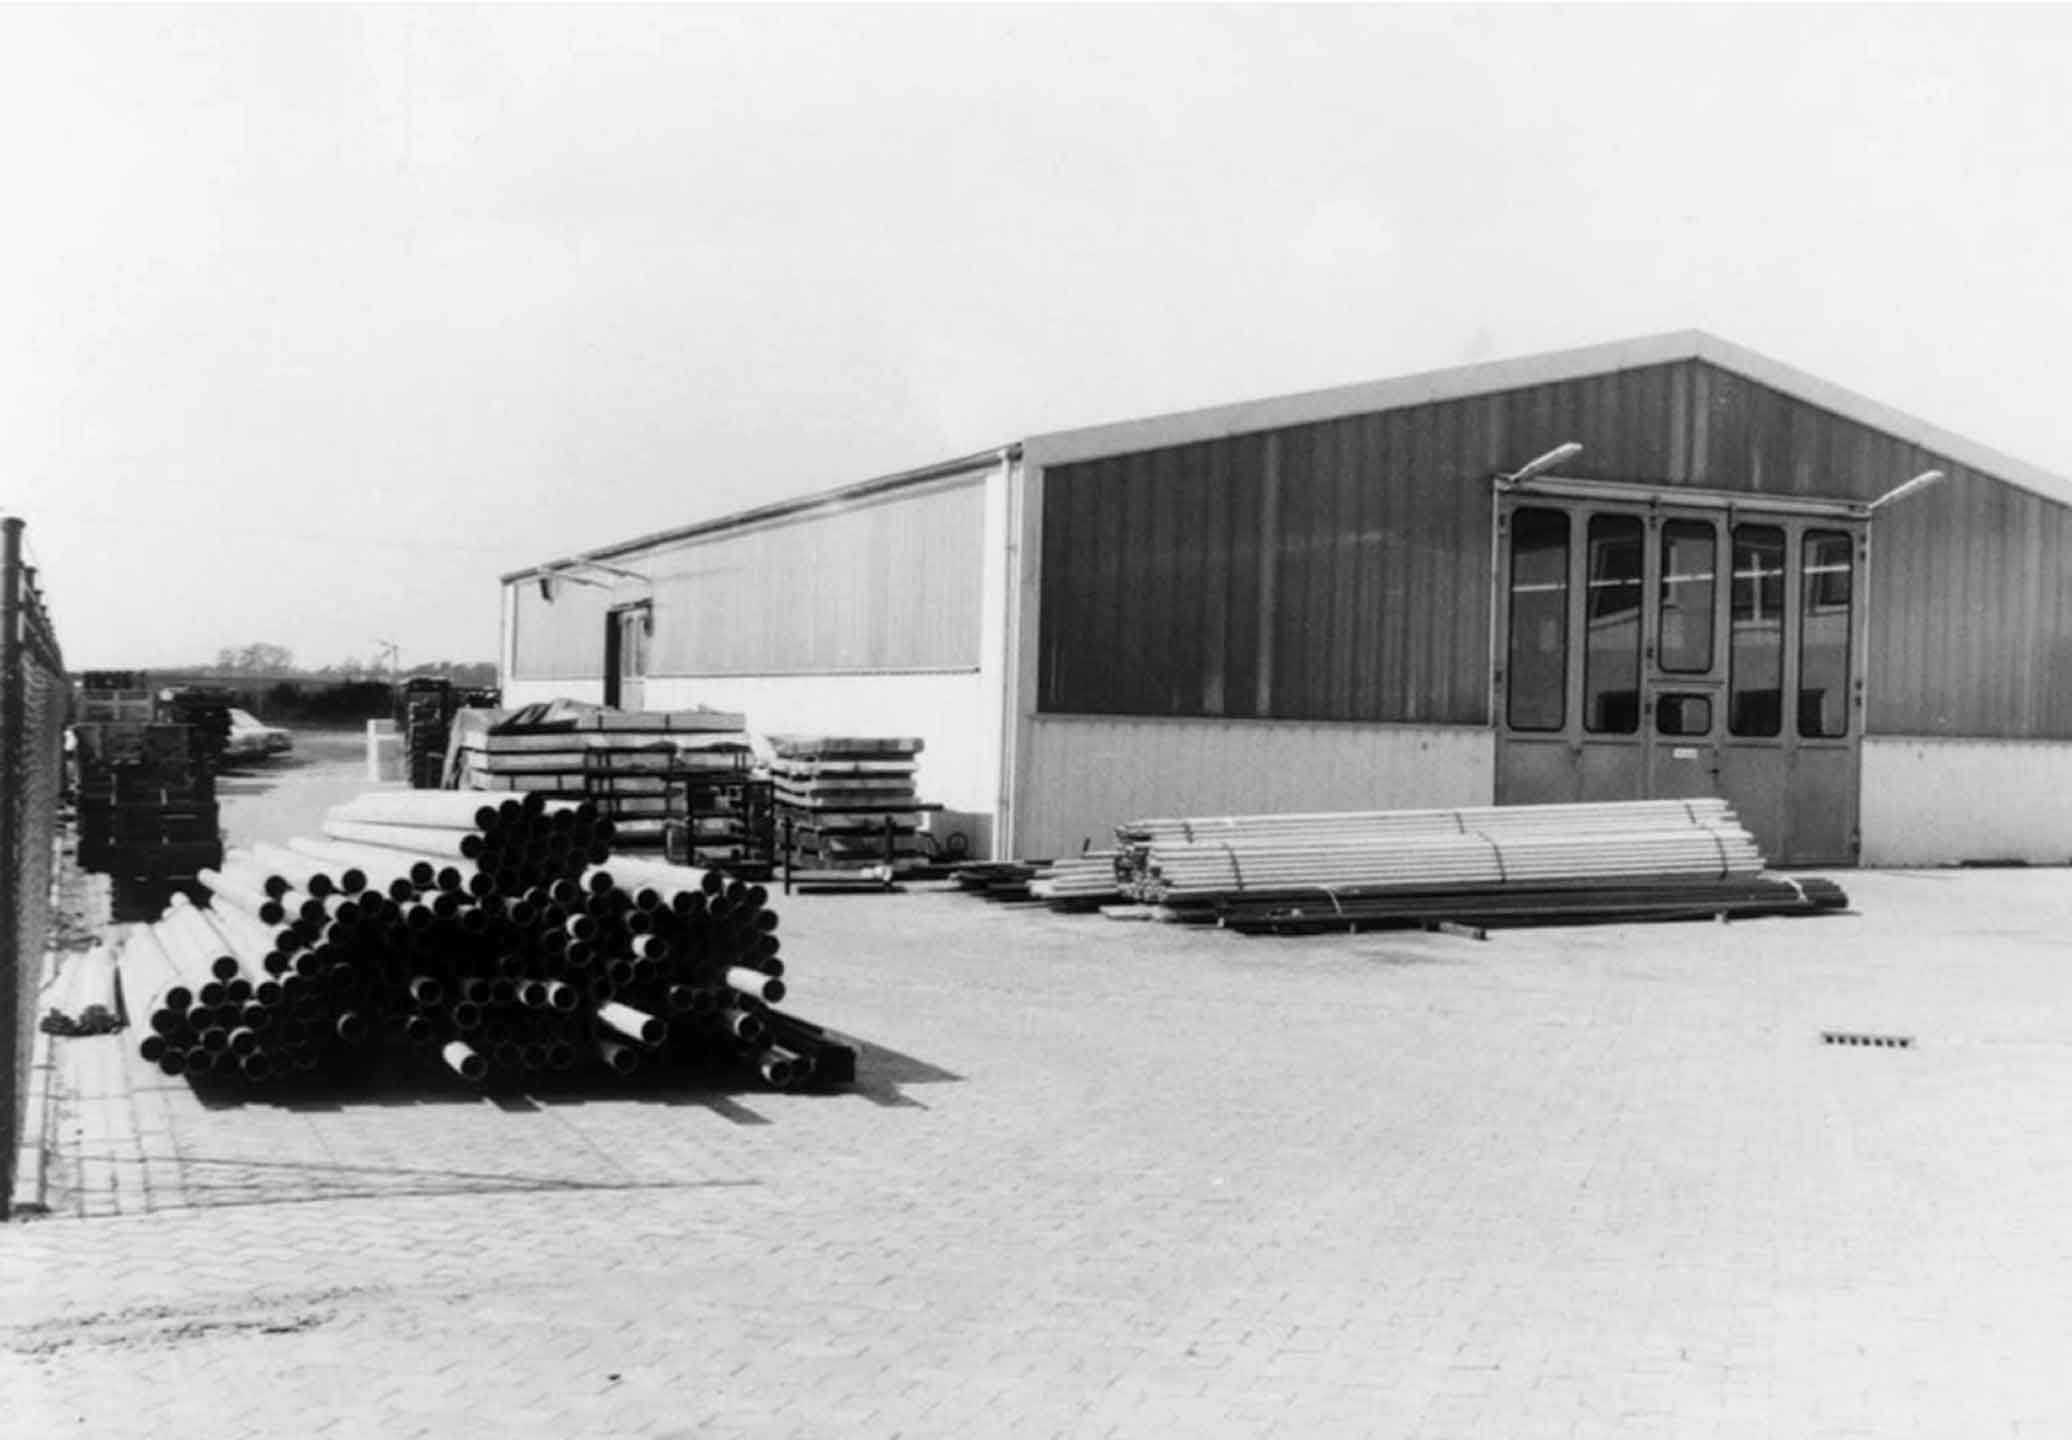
[1496,442,1584,489]
[1867,469,1946,513]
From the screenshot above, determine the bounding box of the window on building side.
[1729,525,1785,737]
[1799,530,1853,738]
[1507,508,1569,732]
[1583,514,1643,734]
[1658,520,1717,674]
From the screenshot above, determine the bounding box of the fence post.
[0,515,24,1216]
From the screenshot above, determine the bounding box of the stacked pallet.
[159,689,233,766]
[73,720,223,921]
[450,701,754,847]
[77,671,154,723]
[770,736,933,883]
[119,790,856,1090]
[402,679,456,790]
[1113,800,1846,931]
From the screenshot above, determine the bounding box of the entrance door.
[602,603,651,712]
[1495,495,1864,866]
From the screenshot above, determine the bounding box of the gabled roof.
[1022,329,2072,511]
[507,330,2072,586]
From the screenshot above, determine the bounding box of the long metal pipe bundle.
[1113,799,1780,913]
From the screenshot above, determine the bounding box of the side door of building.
[603,603,651,712]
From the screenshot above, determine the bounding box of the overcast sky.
[5,4,2070,670]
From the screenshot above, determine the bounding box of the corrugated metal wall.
[1037,359,2072,739]
[508,576,611,680]
[646,477,986,676]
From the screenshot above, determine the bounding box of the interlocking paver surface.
[5,743,2071,1436]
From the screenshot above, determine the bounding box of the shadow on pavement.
[183,1032,965,1118]
[213,753,319,799]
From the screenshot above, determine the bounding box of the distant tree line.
[197,644,496,688]
[171,643,499,725]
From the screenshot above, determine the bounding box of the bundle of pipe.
[120,789,841,1091]
[1115,800,1766,907]
[1028,852,1124,909]
[316,790,615,893]
[1221,873,1851,934]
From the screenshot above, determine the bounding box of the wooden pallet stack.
[402,679,456,790]
[769,736,935,888]
[73,719,223,921]
[450,701,755,850]
[77,670,154,723]
[158,689,233,766]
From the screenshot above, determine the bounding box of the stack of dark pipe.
[123,790,849,1090]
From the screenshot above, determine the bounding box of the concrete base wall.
[499,672,998,856]
[1861,737,2072,866]
[1014,716,1496,859]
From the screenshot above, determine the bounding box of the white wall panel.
[1860,737,2072,865]
[1014,717,1495,859]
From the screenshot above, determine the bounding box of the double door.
[1494,496,1864,866]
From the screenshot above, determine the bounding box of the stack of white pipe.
[1119,800,1763,903]
[1029,851,1124,902]
[36,939,125,1034]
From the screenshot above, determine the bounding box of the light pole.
[374,639,401,718]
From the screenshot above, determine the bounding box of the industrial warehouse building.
[501,331,2072,868]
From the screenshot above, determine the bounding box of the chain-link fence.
[2,517,68,1217]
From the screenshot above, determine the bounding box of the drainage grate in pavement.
[1821,1031,1915,1049]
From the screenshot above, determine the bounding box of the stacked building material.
[1112,799,1844,929]
[119,789,853,1091]
[950,861,1046,902]
[449,701,755,848]
[73,720,223,921]
[769,736,935,884]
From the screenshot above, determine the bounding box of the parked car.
[224,708,293,762]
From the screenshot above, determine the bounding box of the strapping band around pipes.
[1483,833,1508,885]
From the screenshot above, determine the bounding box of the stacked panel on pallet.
[117,789,856,1091]
[72,719,223,921]
[1112,799,1847,931]
[449,700,754,849]
[769,735,935,883]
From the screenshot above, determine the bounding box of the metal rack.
[662,774,777,877]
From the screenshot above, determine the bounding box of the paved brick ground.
[6,748,2072,1437]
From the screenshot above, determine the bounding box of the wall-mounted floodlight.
[1497,441,1584,489]
[1868,469,1946,513]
